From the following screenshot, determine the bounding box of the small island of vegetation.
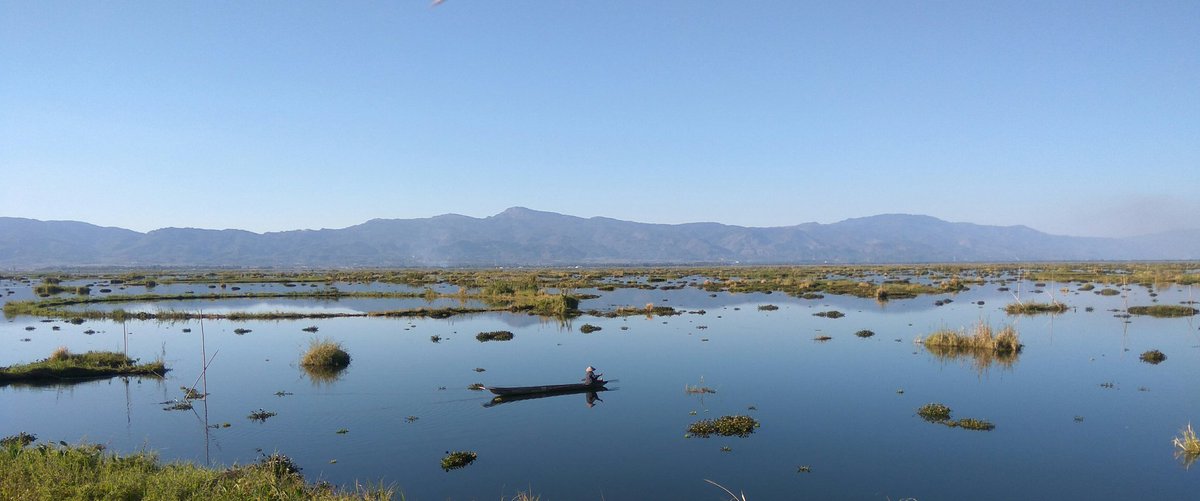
[0,348,166,385]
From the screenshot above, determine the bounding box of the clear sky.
[2,1,1197,238]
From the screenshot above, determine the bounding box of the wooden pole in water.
[199,312,208,399]
[122,321,128,357]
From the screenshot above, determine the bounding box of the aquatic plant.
[1097,288,1121,296]
[1140,350,1167,364]
[1127,305,1198,317]
[1004,301,1069,315]
[579,324,602,333]
[1175,423,1200,464]
[233,328,252,335]
[917,403,952,422]
[440,451,477,471]
[813,335,832,341]
[476,330,514,342]
[687,415,760,438]
[430,335,442,343]
[467,383,485,391]
[917,403,995,431]
[248,409,277,422]
[0,350,167,384]
[922,321,1021,354]
[302,326,319,333]
[855,329,875,338]
[948,418,996,431]
[758,304,779,311]
[300,338,351,369]
[813,310,844,318]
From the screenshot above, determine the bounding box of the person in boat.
[582,366,604,386]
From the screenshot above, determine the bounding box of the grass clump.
[440,451,477,471]
[579,324,602,333]
[0,442,393,500]
[1097,288,1121,296]
[1004,301,1069,315]
[758,304,779,311]
[686,415,760,438]
[1140,350,1167,364]
[813,310,844,319]
[0,349,167,385]
[916,403,995,431]
[917,403,952,422]
[854,329,875,338]
[1175,423,1200,465]
[300,338,351,369]
[476,330,514,342]
[1127,305,1198,318]
[922,321,1021,354]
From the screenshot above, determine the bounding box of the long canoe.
[486,381,607,396]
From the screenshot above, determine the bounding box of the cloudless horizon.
[2,1,1197,238]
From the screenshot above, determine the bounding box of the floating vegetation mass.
[1004,301,1069,315]
[440,451,477,471]
[687,415,760,438]
[917,403,995,431]
[475,330,514,342]
[1127,305,1198,318]
[1140,350,1167,364]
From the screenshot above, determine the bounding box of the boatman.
[583,366,603,386]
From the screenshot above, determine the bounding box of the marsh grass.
[300,339,351,369]
[922,321,1021,354]
[1004,301,1068,315]
[0,442,393,500]
[1175,423,1200,466]
[0,349,166,384]
[1127,305,1198,318]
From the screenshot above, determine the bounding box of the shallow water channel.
[2,278,1199,499]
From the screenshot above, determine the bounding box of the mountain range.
[1,207,1197,269]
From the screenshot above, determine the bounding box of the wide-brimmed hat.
[585,366,595,371]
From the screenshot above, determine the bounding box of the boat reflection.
[483,387,609,408]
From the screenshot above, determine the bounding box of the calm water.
[2,278,1199,499]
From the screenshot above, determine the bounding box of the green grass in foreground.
[0,441,392,500]
[0,349,166,384]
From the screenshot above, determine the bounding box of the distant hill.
[1,207,1197,268]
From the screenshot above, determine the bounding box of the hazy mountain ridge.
[1,208,1196,268]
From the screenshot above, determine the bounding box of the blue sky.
[2,1,1197,237]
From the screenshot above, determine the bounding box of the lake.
[2,275,1198,499]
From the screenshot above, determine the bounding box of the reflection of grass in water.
[921,321,1021,372]
[924,343,1020,373]
[302,364,347,385]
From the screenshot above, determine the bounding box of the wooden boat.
[486,380,607,396]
